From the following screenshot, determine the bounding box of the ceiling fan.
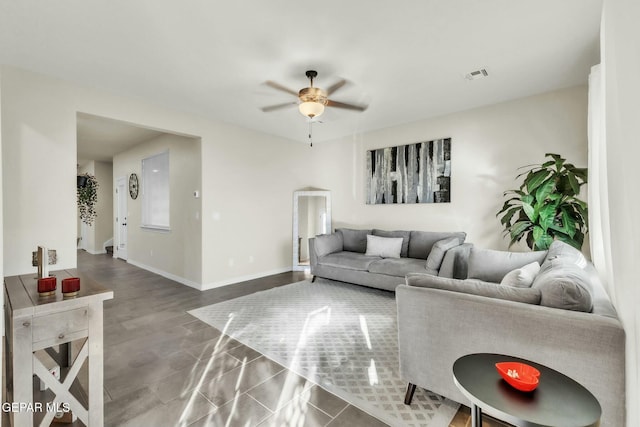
[262,70,367,119]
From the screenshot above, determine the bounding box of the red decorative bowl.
[495,362,540,392]
[37,276,57,297]
[62,277,81,296]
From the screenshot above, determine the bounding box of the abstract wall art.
[366,138,451,204]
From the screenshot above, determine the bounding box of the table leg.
[13,316,34,427]
[471,403,483,427]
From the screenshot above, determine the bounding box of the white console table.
[4,269,113,426]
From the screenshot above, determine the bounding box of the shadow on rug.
[189,278,459,427]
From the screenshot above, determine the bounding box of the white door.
[79,222,88,250]
[116,177,128,260]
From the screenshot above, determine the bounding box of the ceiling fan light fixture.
[299,101,325,118]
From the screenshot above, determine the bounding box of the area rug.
[188,278,459,427]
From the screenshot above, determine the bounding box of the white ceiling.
[76,113,166,163]
[1,1,603,145]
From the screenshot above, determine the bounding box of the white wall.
[602,1,640,425]
[113,134,202,286]
[2,67,78,275]
[0,66,313,286]
[308,86,588,251]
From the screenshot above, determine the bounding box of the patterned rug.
[188,278,459,427]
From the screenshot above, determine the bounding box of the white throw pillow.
[500,261,541,288]
[364,235,403,258]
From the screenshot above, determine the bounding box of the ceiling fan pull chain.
[308,120,313,147]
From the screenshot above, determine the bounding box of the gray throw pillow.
[425,237,462,271]
[406,273,541,304]
[500,261,541,288]
[314,233,343,258]
[336,228,371,253]
[532,259,593,312]
[372,229,411,257]
[364,235,403,258]
[467,248,547,283]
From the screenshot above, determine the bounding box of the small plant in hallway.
[497,153,588,250]
[78,173,99,226]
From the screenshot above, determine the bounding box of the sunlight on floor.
[359,314,372,350]
[178,315,242,426]
[368,359,379,386]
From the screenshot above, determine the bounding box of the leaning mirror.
[293,190,331,271]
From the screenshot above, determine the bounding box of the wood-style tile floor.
[75,251,509,427]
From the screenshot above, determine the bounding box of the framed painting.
[366,138,451,204]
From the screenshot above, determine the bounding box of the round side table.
[452,353,601,427]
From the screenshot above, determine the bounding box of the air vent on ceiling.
[464,68,489,81]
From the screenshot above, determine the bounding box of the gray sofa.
[397,241,625,427]
[309,228,468,291]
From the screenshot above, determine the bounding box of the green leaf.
[535,178,556,202]
[522,194,534,205]
[533,234,554,250]
[533,225,546,242]
[497,197,521,214]
[541,160,555,168]
[545,153,566,171]
[522,202,537,222]
[525,169,552,193]
[525,232,534,249]
[561,208,578,238]
[567,172,580,195]
[557,176,574,195]
[571,168,588,182]
[538,204,556,231]
[499,206,520,226]
[509,221,532,241]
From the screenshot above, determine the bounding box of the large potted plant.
[497,153,588,250]
[77,173,99,226]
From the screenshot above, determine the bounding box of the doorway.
[115,176,128,260]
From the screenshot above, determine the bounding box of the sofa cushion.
[314,233,343,257]
[500,261,541,288]
[365,235,403,258]
[426,237,463,271]
[406,273,541,304]
[318,251,381,271]
[368,258,437,277]
[544,240,588,267]
[372,229,411,257]
[467,248,547,283]
[532,258,593,312]
[408,231,466,259]
[336,228,371,253]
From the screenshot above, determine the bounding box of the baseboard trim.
[122,261,292,292]
[127,259,201,290]
[201,267,292,291]
[85,249,107,255]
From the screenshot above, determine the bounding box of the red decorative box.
[495,362,540,392]
[62,277,81,297]
[37,276,57,297]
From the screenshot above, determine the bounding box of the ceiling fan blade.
[261,102,297,112]
[265,81,299,96]
[326,79,347,95]
[327,99,368,112]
